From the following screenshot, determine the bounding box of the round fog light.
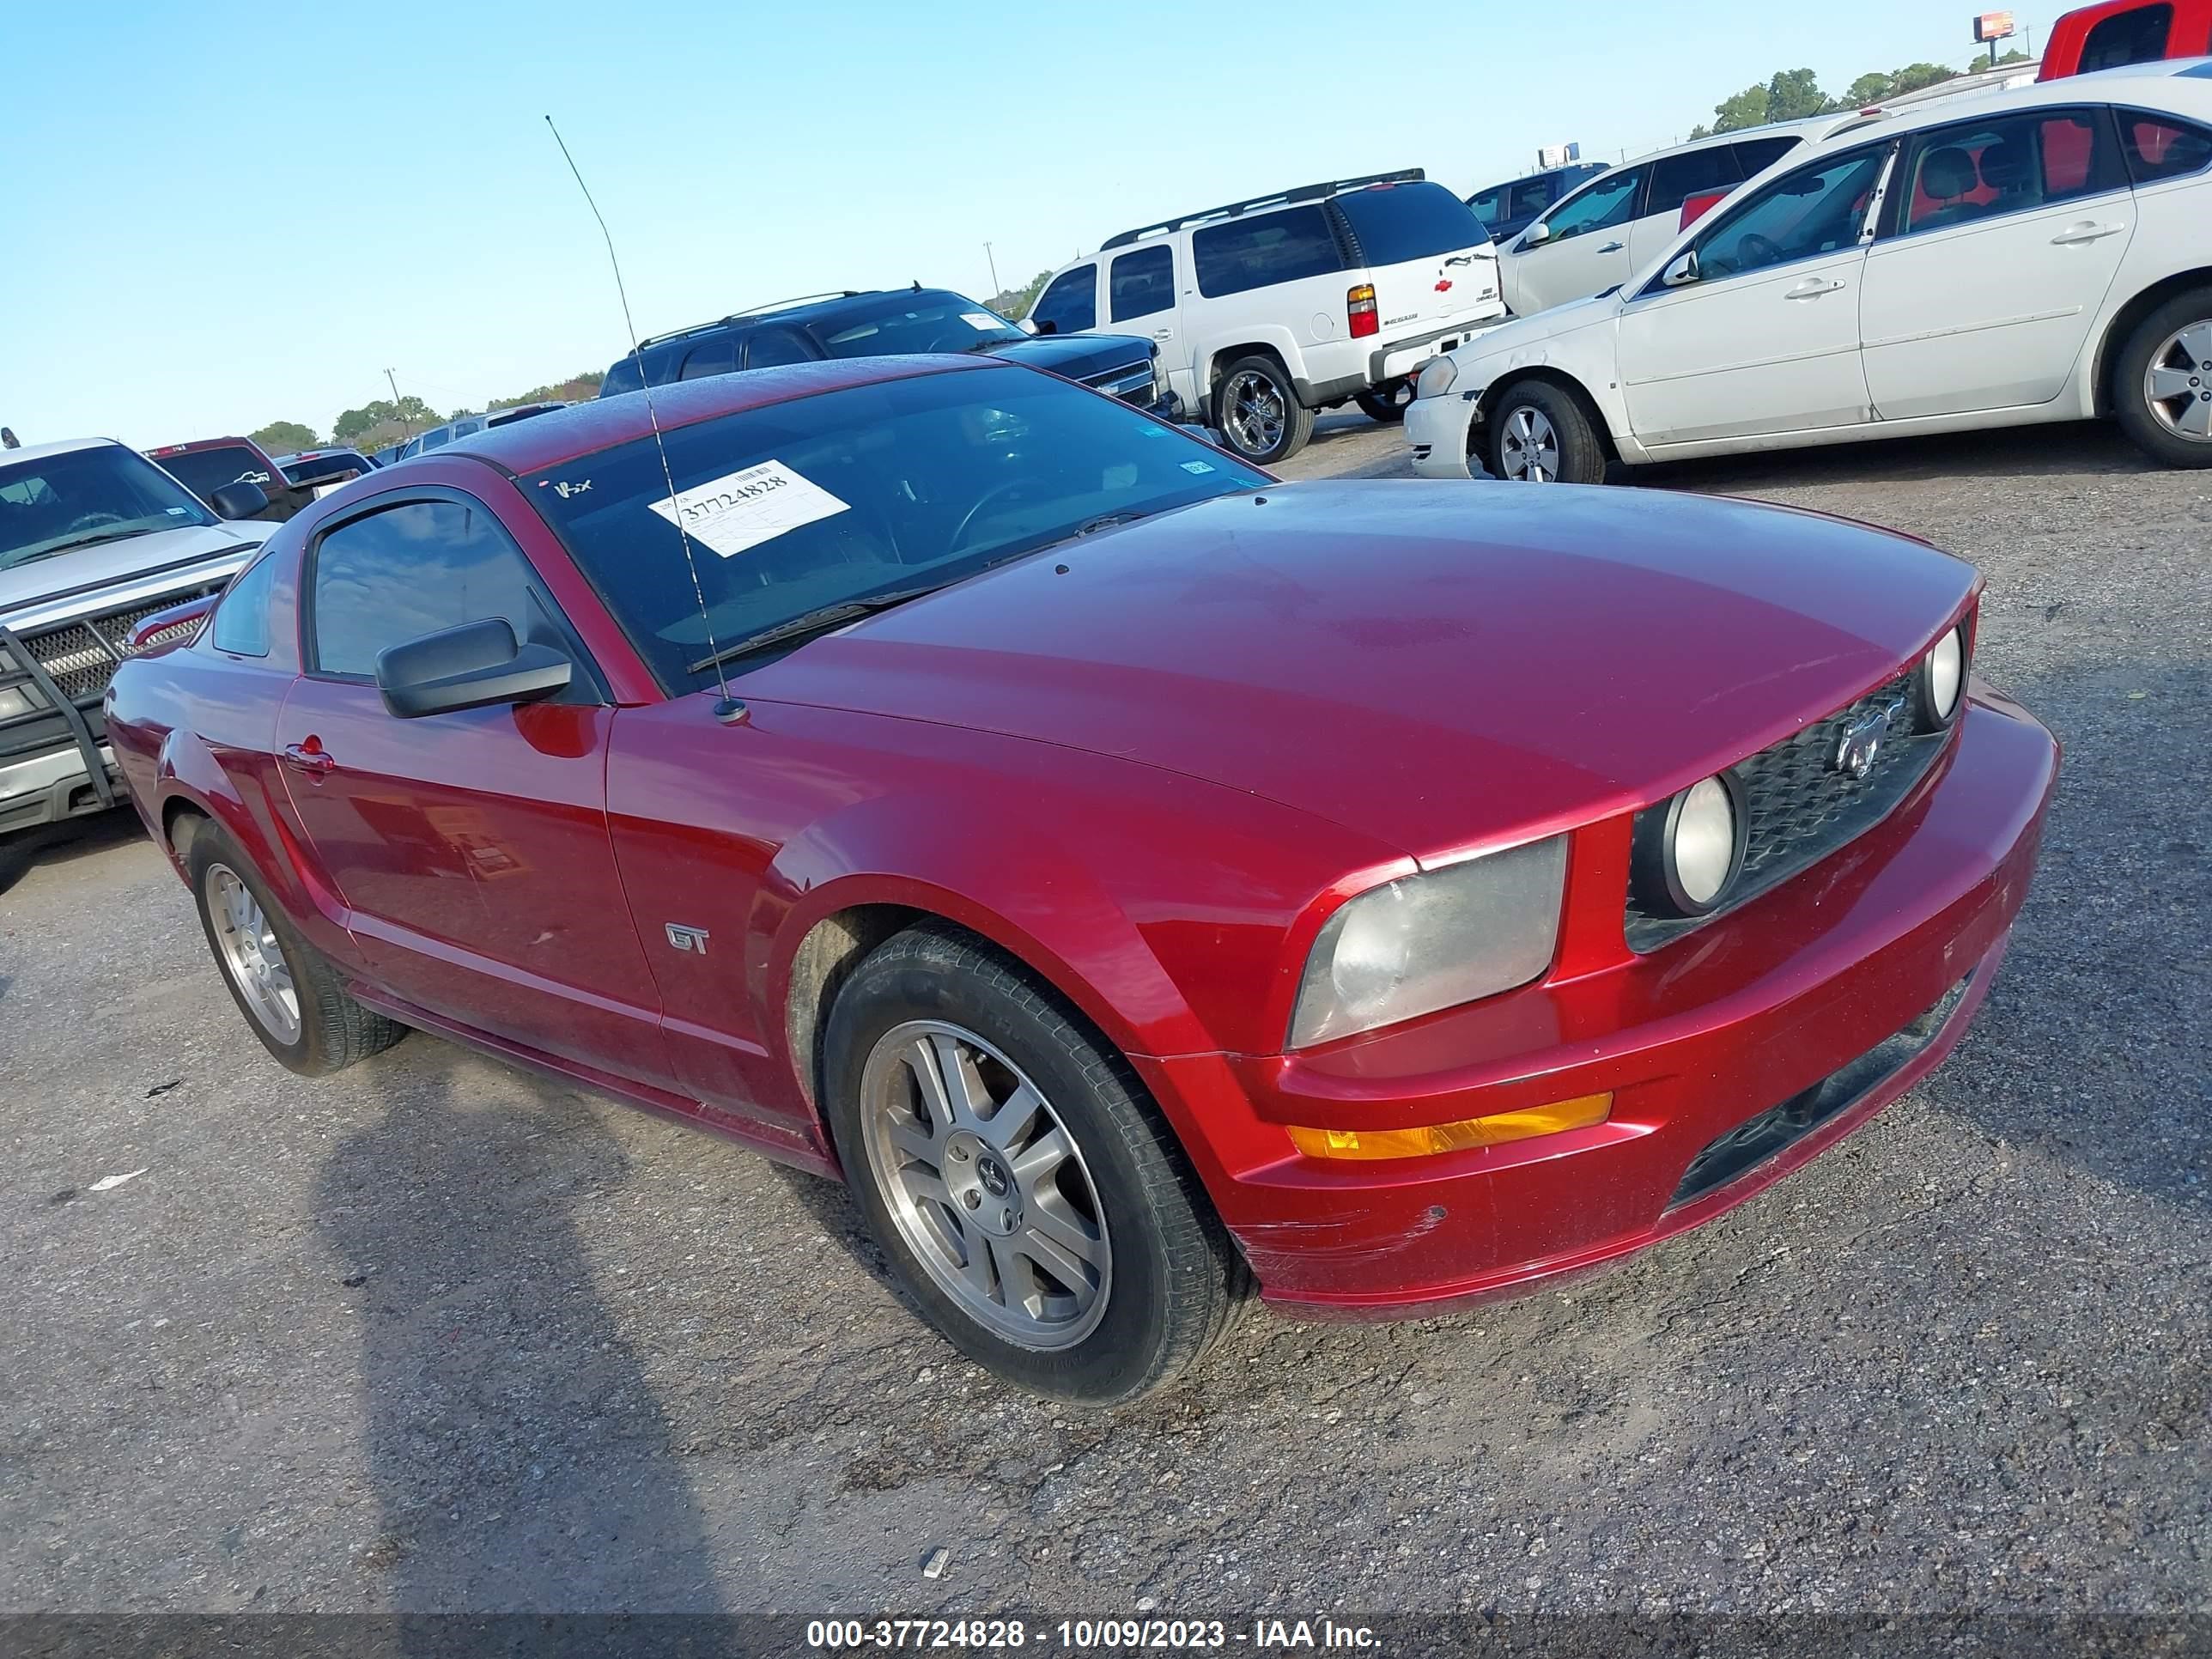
[1633,771,1747,918]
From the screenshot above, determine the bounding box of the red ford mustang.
[104,357,2057,1403]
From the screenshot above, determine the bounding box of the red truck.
[2040,0,2212,77]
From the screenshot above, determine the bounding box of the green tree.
[1764,68,1830,121]
[331,395,437,445]
[1894,61,1959,92]
[490,371,603,408]
[988,270,1052,322]
[250,419,319,453]
[1710,83,1772,132]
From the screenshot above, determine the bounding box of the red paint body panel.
[101,360,2061,1317]
[2039,0,2212,76]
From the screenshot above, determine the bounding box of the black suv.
[600,288,1176,417]
[1465,161,1608,246]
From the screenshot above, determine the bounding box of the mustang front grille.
[1625,670,1950,953]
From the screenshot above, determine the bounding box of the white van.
[1030,171,1505,463]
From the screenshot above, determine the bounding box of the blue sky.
[7,0,2027,448]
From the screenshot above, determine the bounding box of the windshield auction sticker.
[649,459,849,559]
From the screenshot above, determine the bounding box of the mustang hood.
[0,520,264,623]
[743,481,1976,858]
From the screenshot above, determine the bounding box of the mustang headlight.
[1911,623,1968,732]
[1290,836,1567,1048]
[1631,772,1747,919]
[1415,356,1460,399]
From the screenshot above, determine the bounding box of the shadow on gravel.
[0,807,145,897]
[1632,420,2155,497]
[315,1052,732,1621]
[1943,654,2210,1214]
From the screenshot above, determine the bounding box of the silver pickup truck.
[1,438,269,839]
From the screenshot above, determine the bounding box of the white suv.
[1029,171,1505,463]
[1498,118,1849,318]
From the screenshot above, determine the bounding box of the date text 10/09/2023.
[805,1618,1383,1650]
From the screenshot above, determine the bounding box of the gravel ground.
[2,414,2206,1624]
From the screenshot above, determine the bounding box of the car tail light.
[1347,283,1379,338]
[1679,188,1730,230]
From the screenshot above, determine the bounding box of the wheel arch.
[1200,337,1297,415]
[1475,365,1621,464]
[2089,267,2212,417]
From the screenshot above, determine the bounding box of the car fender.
[1462,321,1644,462]
[1194,325,1310,410]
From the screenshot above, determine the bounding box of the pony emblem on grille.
[1833,699,1904,781]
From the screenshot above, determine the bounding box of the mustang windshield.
[525,366,1267,689]
[0,445,218,571]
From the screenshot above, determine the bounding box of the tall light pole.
[983,240,1002,298]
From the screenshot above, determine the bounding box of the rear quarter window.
[601,356,644,398]
[210,555,276,657]
[2119,108,2212,181]
[1332,181,1490,266]
[1192,204,1345,297]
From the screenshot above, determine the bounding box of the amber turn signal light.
[1286,1093,1613,1161]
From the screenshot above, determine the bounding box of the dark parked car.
[1465,161,1608,245]
[147,437,310,523]
[106,357,2055,1403]
[600,287,1175,417]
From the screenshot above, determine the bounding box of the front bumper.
[1405,388,1480,477]
[1138,688,2057,1314]
[0,743,121,836]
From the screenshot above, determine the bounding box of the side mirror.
[1030,317,1057,336]
[1520,222,1553,250]
[1018,317,1039,335]
[1661,250,1701,289]
[375,617,572,720]
[209,481,269,520]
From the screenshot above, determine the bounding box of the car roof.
[424,353,994,475]
[1792,57,2212,154]
[630,288,981,359]
[0,436,119,466]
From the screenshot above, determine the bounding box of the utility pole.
[983,241,1001,299]
[383,368,417,439]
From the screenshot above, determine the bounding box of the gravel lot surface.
[3,413,2206,1625]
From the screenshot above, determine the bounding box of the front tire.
[2112,289,2212,468]
[1355,383,1412,424]
[184,819,406,1076]
[822,923,1244,1404]
[1485,380,1607,484]
[1212,356,1316,465]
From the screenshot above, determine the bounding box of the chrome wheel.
[1498,404,1560,481]
[2143,319,2212,443]
[1222,369,1287,456]
[205,863,300,1042]
[860,1019,1111,1350]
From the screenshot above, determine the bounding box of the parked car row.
[1406,62,2212,481]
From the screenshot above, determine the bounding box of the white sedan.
[1407,62,2212,483]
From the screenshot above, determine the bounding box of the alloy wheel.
[2142,319,2212,444]
[859,1019,1112,1350]
[206,863,301,1042]
[1498,404,1560,482]
[1223,369,1287,456]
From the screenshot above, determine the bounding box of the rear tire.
[1355,384,1412,424]
[1212,356,1316,465]
[183,818,406,1076]
[822,922,1245,1404]
[2112,288,2212,469]
[1485,379,1607,484]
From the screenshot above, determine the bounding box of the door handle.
[1152,327,1174,339]
[1596,240,1625,253]
[2050,221,2123,246]
[283,741,335,777]
[1785,277,1846,300]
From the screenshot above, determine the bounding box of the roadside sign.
[1973,9,2015,41]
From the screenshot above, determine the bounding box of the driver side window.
[1537,167,1644,244]
[1692,144,1890,281]
[309,498,542,680]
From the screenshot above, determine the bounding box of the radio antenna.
[544,115,744,723]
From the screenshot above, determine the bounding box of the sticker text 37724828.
[648,459,850,558]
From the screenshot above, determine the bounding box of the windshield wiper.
[687,584,945,675]
[0,525,161,569]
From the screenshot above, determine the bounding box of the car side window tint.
[1538,167,1644,243]
[1109,246,1176,322]
[744,326,819,368]
[2079,3,2172,70]
[2119,109,2212,182]
[1899,109,2124,234]
[1191,205,1343,297]
[1693,144,1888,279]
[679,336,738,380]
[1467,186,1504,230]
[602,355,644,397]
[1729,136,1801,177]
[210,554,275,658]
[310,499,540,679]
[1510,177,1554,219]
[1648,146,1743,217]
[1030,265,1097,335]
